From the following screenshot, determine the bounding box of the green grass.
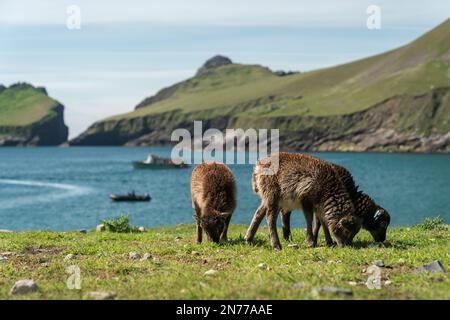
[0,224,449,300]
[106,19,450,123]
[0,84,59,126]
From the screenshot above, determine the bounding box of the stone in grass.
[204,269,218,276]
[64,254,75,261]
[86,291,116,300]
[0,255,8,261]
[257,263,267,269]
[129,252,142,260]
[96,224,105,232]
[191,251,201,256]
[140,253,151,261]
[138,226,145,233]
[312,287,353,297]
[10,280,38,295]
[175,236,182,241]
[374,260,385,267]
[416,260,446,273]
[287,244,299,249]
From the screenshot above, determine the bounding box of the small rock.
[374,260,385,267]
[140,253,151,261]
[86,291,116,300]
[416,260,446,273]
[138,226,145,233]
[129,252,141,260]
[348,281,358,286]
[204,269,218,276]
[287,244,299,249]
[191,251,201,256]
[0,255,8,261]
[175,236,182,241]
[64,254,75,261]
[313,287,353,297]
[292,282,306,289]
[78,229,87,234]
[10,280,38,295]
[96,224,105,232]
[257,263,266,269]
[384,280,392,286]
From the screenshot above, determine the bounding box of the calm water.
[0,147,449,231]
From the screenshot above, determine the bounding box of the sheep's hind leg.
[266,203,282,250]
[281,209,292,241]
[245,204,266,244]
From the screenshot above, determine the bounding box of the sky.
[1,0,449,138]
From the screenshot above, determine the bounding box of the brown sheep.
[281,163,390,245]
[190,162,236,243]
[245,152,361,250]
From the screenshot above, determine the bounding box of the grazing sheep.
[245,153,361,250]
[190,162,236,243]
[281,163,391,245]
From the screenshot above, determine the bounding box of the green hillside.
[0,83,60,126]
[0,83,69,146]
[109,19,450,121]
[71,19,450,152]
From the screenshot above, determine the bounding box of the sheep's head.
[332,215,361,247]
[195,212,232,243]
[365,207,390,242]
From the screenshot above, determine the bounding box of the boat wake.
[0,179,92,209]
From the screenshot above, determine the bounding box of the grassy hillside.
[0,83,60,126]
[0,83,69,146]
[0,223,448,300]
[108,19,450,121]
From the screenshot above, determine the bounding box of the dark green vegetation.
[0,220,448,299]
[0,83,68,146]
[71,20,450,152]
[101,215,139,233]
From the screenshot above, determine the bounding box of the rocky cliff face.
[70,87,450,152]
[0,83,69,146]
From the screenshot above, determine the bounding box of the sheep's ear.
[220,212,232,219]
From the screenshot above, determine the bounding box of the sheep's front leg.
[266,203,282,250]
[220,215,232,242]
[313,214,321,247]
[281,209,292,241]
[196,224,203,244]
[245,204,266,243]
[194,202,202,244]
[321,220,335,246]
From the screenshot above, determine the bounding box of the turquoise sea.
[0,147,449,231]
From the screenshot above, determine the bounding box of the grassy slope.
[0,225,449,300]
[0,85,59,127]
[107,19,450,122]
